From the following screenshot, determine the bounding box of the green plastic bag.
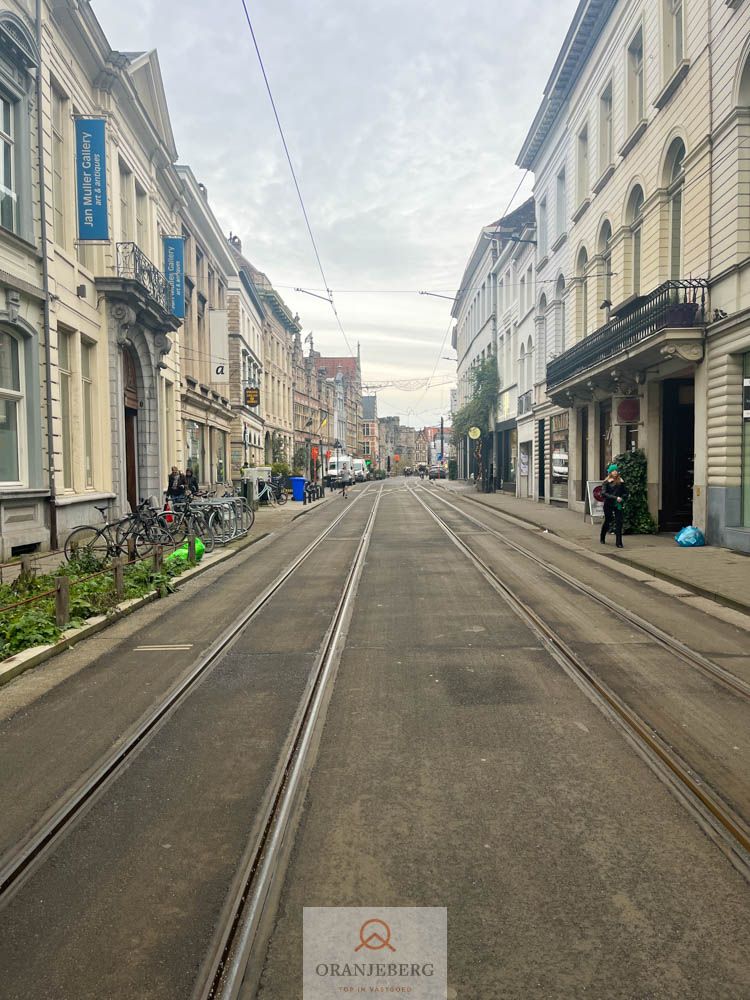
[166,537,205,564]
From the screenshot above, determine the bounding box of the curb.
[440,486,750,618]
[0,530,270,689]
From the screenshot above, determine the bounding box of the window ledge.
[618,119,648,159]
[551,232,568,253]
[592,163,615,195]
[571,197,591,224]
[0,225,40,260]
[653,60,690,110]
[725,0,743,10]
[53,491,116,507]
[535,254,549,271]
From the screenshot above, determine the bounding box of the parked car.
[352,458,367,482]
[428,465,446,479]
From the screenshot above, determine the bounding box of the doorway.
[660,378,694,530]
[123,349,140,513]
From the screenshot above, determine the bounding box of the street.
[0,479,748,999]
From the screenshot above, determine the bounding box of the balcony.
[116,242,172,313]
[547,279,708,391]
[517,390,533,416]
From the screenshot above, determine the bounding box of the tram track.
[411,484,750,878]
[0,485,374,907]
[428,485,750,701]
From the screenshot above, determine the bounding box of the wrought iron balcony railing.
[546,279,708,388]
[116,242,173,314]
[517,389,533,415]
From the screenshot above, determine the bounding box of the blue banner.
[163,237,185,318]
[75,119,109,241]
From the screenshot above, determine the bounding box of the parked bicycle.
[64,500,173,564]
[158,493,216,553]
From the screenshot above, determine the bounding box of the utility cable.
[238,0,354,355]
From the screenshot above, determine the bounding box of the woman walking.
[600,463,628,548]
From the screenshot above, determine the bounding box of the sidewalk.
[439,481,750,615]
[0,492,334,585]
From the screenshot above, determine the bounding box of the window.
[51,85,68,248]
[576,247,589,340]
[598,221,613,321]
[519,275,526,314]
[362,422,370,437]
[59,330,73,489]
[0,330,23,483]
[0,95,17,233]
[577,125,589,204]
[627,186,645,294]
[538,198,548,256]
[599,82,613,171]
[556,275,566,352]
[363,441,370,456]
[81,340,94,488]
[665,140,685,279]
[627,29,645,134]
[663,0,684,77]
[135,182,147,250]
[556,169,566,237]
[119,160,132,242]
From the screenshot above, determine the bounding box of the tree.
[271,432,287,463]
[451,357,499,446]
[613,448,657,534]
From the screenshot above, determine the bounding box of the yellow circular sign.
[468,426,481,440]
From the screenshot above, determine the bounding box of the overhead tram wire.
[237,0,354,356]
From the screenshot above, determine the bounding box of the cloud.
[93,0,578,424]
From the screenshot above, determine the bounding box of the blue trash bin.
[291,476,306,502]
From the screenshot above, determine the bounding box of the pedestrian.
[184,465,199,495]
[600,463,628,548]
[166,466,185,499]
[341,464,352,499]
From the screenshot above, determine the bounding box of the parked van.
[325,455,353,485]
[351,458,367,482]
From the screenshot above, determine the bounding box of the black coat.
[602,479,628,509]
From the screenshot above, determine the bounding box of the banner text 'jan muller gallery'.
[75,118,109,242]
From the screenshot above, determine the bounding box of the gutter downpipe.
[35,0,58,550]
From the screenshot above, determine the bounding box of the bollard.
[127,536,137,562]
[55,576,70,628]
[152,544,163,573]
[187,531,197,563]
[19,554,34,582]
[112,556,124,600]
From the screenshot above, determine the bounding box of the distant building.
[361,396,380,468]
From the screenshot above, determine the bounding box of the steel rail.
[427,485,750,702]
[410,486,750,874]
[198,486,383,1000]
[0,486,373,904]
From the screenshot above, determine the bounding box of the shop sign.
[75,118,108,241]
[244,386,261,407]
[163,236,185,318]
[744,378,750,419]
[209,309,229,383]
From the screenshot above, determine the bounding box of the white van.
[351,458,366,482]
[325,455,353,484]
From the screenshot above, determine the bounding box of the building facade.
[361,394,379,469]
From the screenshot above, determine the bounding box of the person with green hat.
[600,463,628,548]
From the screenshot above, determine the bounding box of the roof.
[452,197,536,317]
[315,356,360,379]
[362,396,377,419]
[516,0,618,170]
[228,240,300,334]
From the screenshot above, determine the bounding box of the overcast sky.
[93,0,578,427]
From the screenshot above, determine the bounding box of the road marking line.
[134,644,194,651]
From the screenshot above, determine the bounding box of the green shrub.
[613,448,658,535]
[271,461,291,478]
[0,608,61,656]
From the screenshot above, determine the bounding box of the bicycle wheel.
[64,526,111,564]
[238,498,255,533]
[190,513,215,553]
[275,489,287,505]
[157,511,187,546]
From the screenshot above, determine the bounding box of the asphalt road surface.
[1,479,748,999]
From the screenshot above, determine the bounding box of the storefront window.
[742,355,750,526]
[184,420,203,482]
[213,429,227,483]
[551,411,569,501]
[599,401,612,477]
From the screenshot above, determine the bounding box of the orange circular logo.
[355,918,396,953]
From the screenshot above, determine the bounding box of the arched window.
[519,343,526,394]
[0,329,24,483]
[576,247,589,339]
[597,221,613,320]
[664,139,685,279]
[0,14,38,240]
[537,294,548,378]
[526,335,534,392]
[626,186,645,295]
[555,275,566,352]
